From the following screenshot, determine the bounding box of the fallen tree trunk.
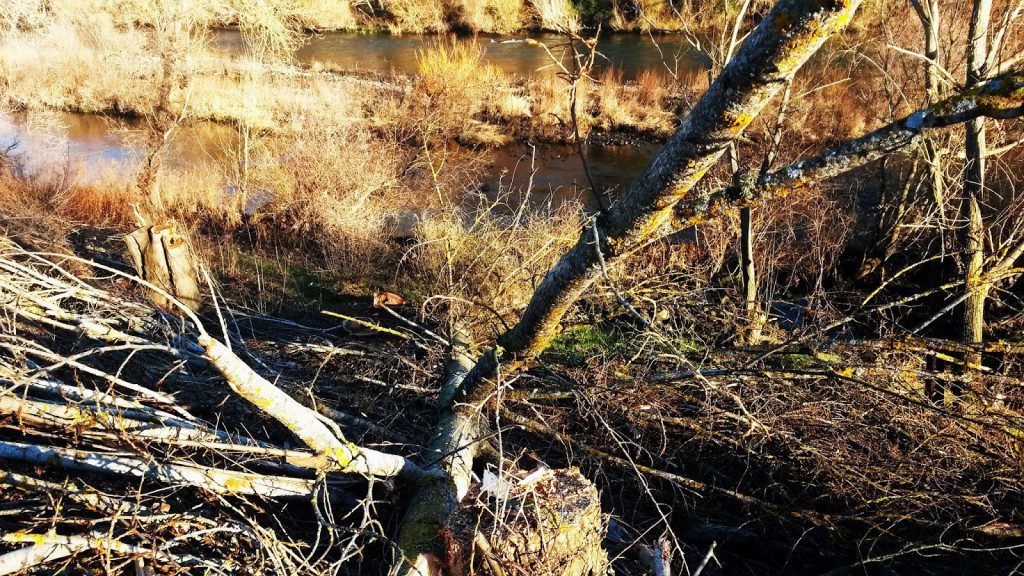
[199,335,421,479]
[0,439,317,498]
[0,532,201,576]
[452,0,863,408]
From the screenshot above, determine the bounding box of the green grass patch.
[543,324,629,364]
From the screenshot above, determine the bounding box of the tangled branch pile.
[0,236,410,573]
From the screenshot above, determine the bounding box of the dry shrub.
[454,0,525,33]
[380,0,447,33]
[417,39,502,102]
[407,197,581,337]
[0,9,154,113]
[592,68,675,136]
[286,0,357,30]
[530,0,580,32]
[527,73,593,140]
[416,39,505,140]
[235,127,408,281]
[614,0,682,30]
[186,64,372,132]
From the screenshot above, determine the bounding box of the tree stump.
[445,467,608,576]
[124,224,202,313]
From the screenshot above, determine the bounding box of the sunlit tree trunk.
[961,0,991,392]
[394,0,863,572]
[910,0,947,223]
[740,204,761,342]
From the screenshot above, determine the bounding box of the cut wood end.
[445,467,608,576]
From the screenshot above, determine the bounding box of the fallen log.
[0,531,201,576]
[0,439,318,498]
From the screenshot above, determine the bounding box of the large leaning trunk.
[395,0,863,572]
[454,0,863,407]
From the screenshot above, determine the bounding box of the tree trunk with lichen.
[961,0,991,395]
[672,72,1024,224]
[395,0,863,570]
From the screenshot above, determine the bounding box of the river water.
[211,29,708,80]
[2,30,701,208]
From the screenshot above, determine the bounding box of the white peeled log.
[0,531,200,576]
[0,391,267,448]
[0,439,317,498]
[0,469,147,515]
[198,335,421,480]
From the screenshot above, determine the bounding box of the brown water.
[210,29,708,80]
[2,30,690,206]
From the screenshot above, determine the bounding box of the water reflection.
[210,29,708,80]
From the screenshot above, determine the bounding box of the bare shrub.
[407,196,582,337]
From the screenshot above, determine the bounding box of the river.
[1,30,707,209]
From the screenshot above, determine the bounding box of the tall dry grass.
[407,196,583,335]
[530,0,581,32]
[591,68,677,136]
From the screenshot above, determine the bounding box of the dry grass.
[408,196,583,335]
[455,0,526,33]
[530,0,581,32]
[592,68,677,137]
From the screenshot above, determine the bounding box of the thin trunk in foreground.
[962,0,992,389]
[910,0,948,223]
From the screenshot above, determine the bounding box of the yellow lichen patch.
[5,530,52,545]
[731,112,755,133]
[223,476,254,493]
[323,445,356,470]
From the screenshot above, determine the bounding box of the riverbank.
[0,33,690,144]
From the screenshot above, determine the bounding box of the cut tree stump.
[124,224,202,312]
[445,467,608,576]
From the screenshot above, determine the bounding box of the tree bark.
[455,0,864,409]
[396,0,864,571]
[962,0,992,390]
[672,71,1024,225]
